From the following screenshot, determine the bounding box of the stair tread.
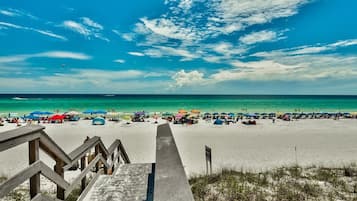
[83,163,153,201]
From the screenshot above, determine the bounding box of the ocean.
[0,94,357,114]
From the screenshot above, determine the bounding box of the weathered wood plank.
[154,123,194,201]
[76,170,103,201]
[29,139,40,198]
[80,155,86,192]
[39,161,69,190]
[65,154,102,198]
[68,137,99,160]
[0,161,41,198]
[0,133,41,152]
[39,131,71,164]
[118,141,130,163]
[53,160,65,200]
[107,140,119,155]
[0,125,44,142]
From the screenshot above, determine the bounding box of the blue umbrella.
[30,111,53,116]
[83,109,95,114]
[94,110,107,115]
[25,114,40,120]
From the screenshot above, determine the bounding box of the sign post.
[205,145,212,175]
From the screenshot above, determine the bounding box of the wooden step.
[83,163,153,201]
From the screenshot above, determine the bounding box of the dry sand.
[1,118,357,179]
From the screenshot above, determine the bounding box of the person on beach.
[272,118,275,123]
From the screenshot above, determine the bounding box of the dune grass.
[189,164,357,201]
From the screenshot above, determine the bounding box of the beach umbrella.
[65,111,80,115]
[106,112,119,117]
[178,109,187,114]
[120,114,132,121]
[30,111,53,116]
[175,113,183,119]
[135,111,145,116]
[94,110,107,115]
[83,109,95,114]
[191,109,200,114]
[49,114,65,120]
[228,113,235,117]
[24,114,40,120]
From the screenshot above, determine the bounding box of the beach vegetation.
[190,164,357,201]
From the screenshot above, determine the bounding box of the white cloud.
[253,39,357,57]
[212,0,309,34]
[171,70,205,87]
[35,51,91,60]
[81,17,103,30]
[0,10,18,17]
[139,17,196,41]
[112,30,135,41]
[0,69,168,93]
[63,20,90,36]
[0,21,67,40]
[0,8,37,19]
[0,51,91,63]
[113,59,125,63]
[131,0,310,64]
[62,17,108,41]
[239,30,282,45]
[128,52,145,56]
[144,46,198,61]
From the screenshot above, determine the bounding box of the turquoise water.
[0,94,357,114]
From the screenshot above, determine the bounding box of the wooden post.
[111,153,115,174]
[205,145,212,175]
[29,139,40,199]
[81,137,89,192]
[95,145,100,172]
[54,160,65,200]
[117,146,121,164]
[80,156,86,192]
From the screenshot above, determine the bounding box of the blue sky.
[0,0,357,94]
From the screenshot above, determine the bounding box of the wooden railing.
[0,125,130,201]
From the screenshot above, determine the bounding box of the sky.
[0,0,357,94]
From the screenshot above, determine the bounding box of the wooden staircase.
[0,123,193,201]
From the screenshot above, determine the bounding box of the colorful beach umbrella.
[178,109,187,114]
[191,109,200,114]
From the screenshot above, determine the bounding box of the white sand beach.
[1,118,357,179]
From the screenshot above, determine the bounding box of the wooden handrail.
[0,125,130,200]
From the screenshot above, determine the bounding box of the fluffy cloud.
[62,17,108,41]
[112,30,135,41]
[239,30,283,45]
[0,21,67,40]
[144,46,198,61]
[212,0,309,34]
[139,17,196,41]
[81,17,103,30]
[171,70,205,87]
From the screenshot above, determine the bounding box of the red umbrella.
[49,114,64,120]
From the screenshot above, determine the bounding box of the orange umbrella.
[191,109,200,114]
[178,109,187,114]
